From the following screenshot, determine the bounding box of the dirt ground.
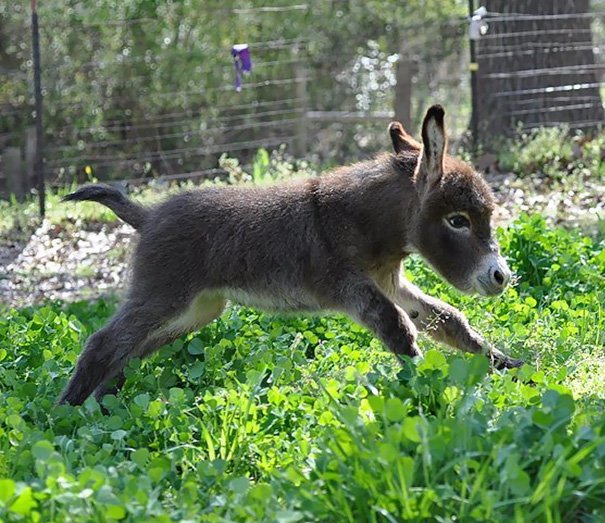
[1,172,604,309]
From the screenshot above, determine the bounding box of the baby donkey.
[59,105,523,406]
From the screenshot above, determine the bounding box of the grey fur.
[58,105,523,406]
[63,184,147,229]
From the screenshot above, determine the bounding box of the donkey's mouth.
[474,276,505,297]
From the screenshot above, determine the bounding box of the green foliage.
[498,126,605,180]
[1,215,605,521]
[498,127,573,178]
[252,148,271,183]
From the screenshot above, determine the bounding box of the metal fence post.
[31,0,45,217]
[468,0,479,153]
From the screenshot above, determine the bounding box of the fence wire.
[474,3,605,135]
[1,1,604,198]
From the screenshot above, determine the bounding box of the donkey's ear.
[419,105,447,188]
[388,121,421,153]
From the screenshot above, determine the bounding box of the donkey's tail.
[63,184,148,230]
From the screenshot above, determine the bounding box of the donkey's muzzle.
[475,254,511,296]
[489,264,510,288]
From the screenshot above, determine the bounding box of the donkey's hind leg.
[92,292,226,404]
[59,299,173,405]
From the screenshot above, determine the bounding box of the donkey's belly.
[224,287,321,313]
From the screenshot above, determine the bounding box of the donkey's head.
[389,105,511,296]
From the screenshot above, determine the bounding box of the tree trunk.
[475,0,604,138]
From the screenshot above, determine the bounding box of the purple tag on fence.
[232,44,252,92]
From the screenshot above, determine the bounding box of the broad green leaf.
[9,487,36,515]
[106,504,126,520]
[0,479,16,503]
[32,440,54,461]
[402,417,421,443]
[111,430,127,441]
[149,456,171,483]
[249,483,273,501]
[229,477,250,494]
[449,358,469,385]
[147,400,163,418]
[131,449,149,469]
[134,393,150,410]
[187,339,204,355]
[188,362,205,379]
[385,397,406,422]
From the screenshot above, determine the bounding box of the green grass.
[1,215,605,521]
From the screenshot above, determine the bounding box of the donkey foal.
[59,105,523,406]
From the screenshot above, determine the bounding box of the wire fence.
[38,36,309,184]
[0,2,470,200]
[474,3,605,134]
[1,1,605,204]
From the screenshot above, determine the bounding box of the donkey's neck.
[315,153,419,268]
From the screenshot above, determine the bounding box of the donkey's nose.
[489,262,511,289]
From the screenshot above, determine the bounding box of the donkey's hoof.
[493,355,524,370]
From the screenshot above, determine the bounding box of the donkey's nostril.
[482,258,511,295]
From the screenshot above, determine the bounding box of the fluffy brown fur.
[59,105,522,406]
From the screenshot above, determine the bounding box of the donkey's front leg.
[320,272,422,360]
[382,271,523,369]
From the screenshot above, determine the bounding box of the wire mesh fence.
[475,1,605,135]
[1,1,605,202]
[39,35,309,185]
[1,4,312,196]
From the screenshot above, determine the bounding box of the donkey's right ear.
[388,121,421,154]
[419,105,447,189]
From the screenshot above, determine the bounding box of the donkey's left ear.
[419,105,447,189]
[388,121,421,153]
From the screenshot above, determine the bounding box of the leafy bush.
[1,216,605,521]
[220,146,317,186]
[498,126,605,180]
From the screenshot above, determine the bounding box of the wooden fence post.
[4,147,25,199]
[25,126,36,191]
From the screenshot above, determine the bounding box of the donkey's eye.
[446,214,471,229]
